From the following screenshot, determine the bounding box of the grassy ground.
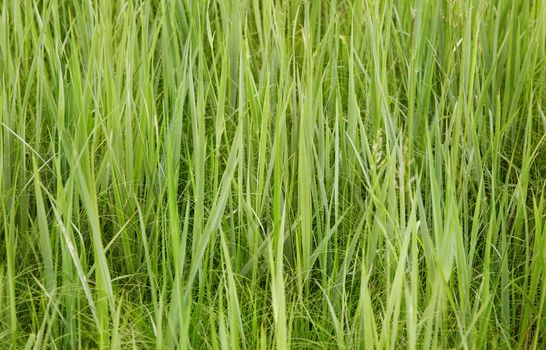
[1,0,545,348]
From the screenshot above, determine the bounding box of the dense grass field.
[1,0,545,348]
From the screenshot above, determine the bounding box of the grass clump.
[1,0,545,348]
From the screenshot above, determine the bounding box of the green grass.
[1,0,545,348]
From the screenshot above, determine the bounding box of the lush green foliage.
[1,0,545,348]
